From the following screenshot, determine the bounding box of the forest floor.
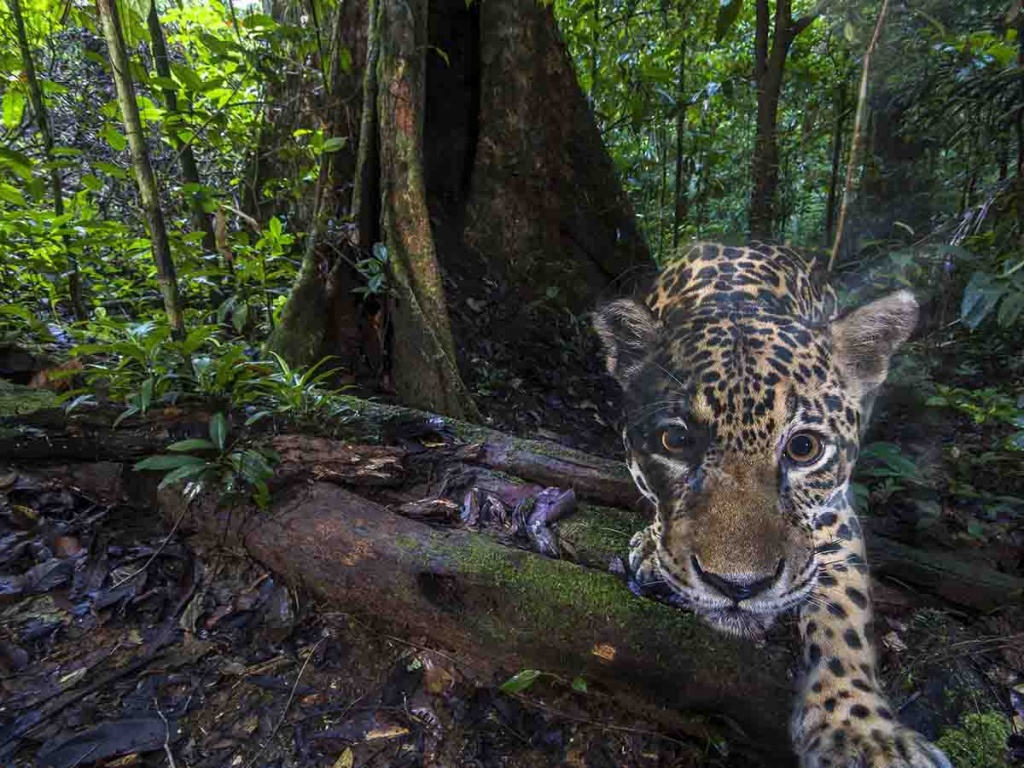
[1,464,1018,768]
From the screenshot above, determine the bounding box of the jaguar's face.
[595,271,917,637]
[618,334,860,636]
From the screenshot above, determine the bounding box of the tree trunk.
[266,0,651,417]
[267,2,368,370]
[748,0,815,241]
[96,0,183,335]
[9,0,86,321]
[377,0,480,419]
[146,4,218,263]
[824,80,848,247]
[157,480,794,756]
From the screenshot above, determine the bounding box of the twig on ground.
[154,698,178,768]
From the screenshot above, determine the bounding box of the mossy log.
[158,480,795,757]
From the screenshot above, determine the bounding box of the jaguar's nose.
[691,556,784,603]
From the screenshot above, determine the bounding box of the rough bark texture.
[461,0,649,308]
[267,2,368,370]
[267,0,652,414]
[378,0,480,419]
[10,0,85,320]
[96,0,183,334]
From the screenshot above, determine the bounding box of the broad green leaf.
[94,161,128,179]
[158,462,211,489]
[0,183,26,207]
[961,272,1005,330]
[134,453,208,471]
[101,125,128,152]
[996,290,1024,327]
[2,87,25,129]
[0,148,34,180]
[321,137,348,153]
[499,669,542,694]
[571,676,588,693]
[209,412,228,450]
[171,63,204,92]
[714,0,743,42]
[167,438,217,452]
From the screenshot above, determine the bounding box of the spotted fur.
[595,243,950,768]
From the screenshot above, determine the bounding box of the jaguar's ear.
[831,290,918,393]
[593,299,660,386]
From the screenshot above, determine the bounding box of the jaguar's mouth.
[700,606,776,640]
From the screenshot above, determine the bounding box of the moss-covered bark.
[378,0,480,420]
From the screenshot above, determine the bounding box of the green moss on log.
[560,504,647,565]
[0,381,57,418]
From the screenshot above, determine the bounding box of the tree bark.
[748,0,815,241]
[267,3,366,369]
[146,4,218,263]
[9,0,86,321]
[829,0,890,272]
[378,0,480,420]
[96,0,183,335]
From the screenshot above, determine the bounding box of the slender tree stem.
[829,0,891,272]
[96,0,185,335]
[9,0,86,320]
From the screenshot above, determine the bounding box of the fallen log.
[159,480,795,756]
[2,393,1019,611]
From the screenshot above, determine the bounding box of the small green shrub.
[936,712,1010,768]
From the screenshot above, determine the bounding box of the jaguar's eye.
[785,432,824,464]
[659,426,689,453]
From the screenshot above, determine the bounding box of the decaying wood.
[159,480,794,754]
[1,396,1021,612]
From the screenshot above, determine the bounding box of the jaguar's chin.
[700,606,777,640]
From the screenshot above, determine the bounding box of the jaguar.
[594,242,951,768]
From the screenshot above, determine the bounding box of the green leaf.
[0,183,26,207]
[157,462,211,489]
[209,412,228,450]
[571,676,588,693]
[961,272,1005,330]
[94,161,128,179]
[171,63,204,92]
[101,124,128,152]
[996,290,1024,327]
[0,148,34,180]
[134,454,208,471]
[167,438,217,452]
[232,301,249,333]
[499,669,542,694]
[714,0,743,42]
[321,137,348,153]
[2,87,25,129]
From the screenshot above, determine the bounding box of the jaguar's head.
[594,289,917,637]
